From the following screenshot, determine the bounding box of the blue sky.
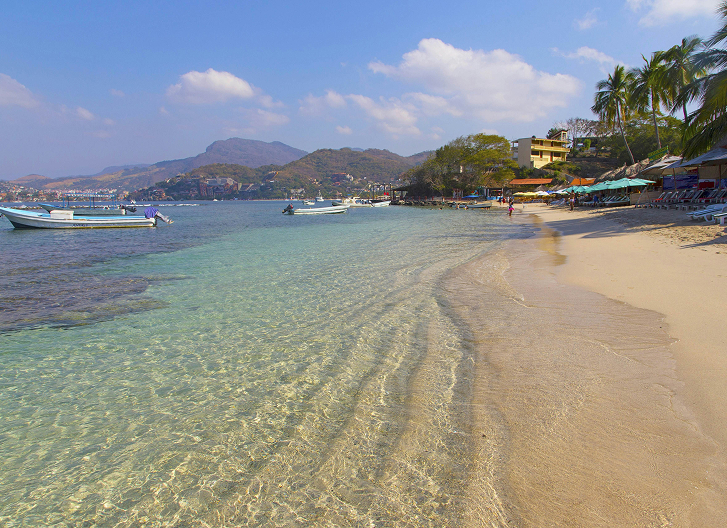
[0,0,723,178]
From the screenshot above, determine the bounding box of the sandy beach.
[524,202,727,446]
[463,202,727,525]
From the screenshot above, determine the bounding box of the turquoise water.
[0,202,521,526]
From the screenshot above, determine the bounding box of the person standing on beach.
[569,193,575,211]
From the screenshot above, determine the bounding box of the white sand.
[522,202,727,451]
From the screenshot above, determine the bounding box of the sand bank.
[452,203,727,525]
[522,203,727,449]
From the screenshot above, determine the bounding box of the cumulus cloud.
[553,46,617,66]
[299,89,347,115]
[336,125,353,135]
[368,38,581,123]
[574,9,599,30]
[346,94,420,137]
[76,107,95,121]
[244,108,290,127]
[0,74,40,108]
[627,0,721,26]
[167,68,255,104]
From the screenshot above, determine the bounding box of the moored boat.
[283,204,349,215]
[0,206,170,229]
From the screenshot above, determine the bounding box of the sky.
[0,0,724,179]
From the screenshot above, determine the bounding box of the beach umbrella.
[588,182,610,191]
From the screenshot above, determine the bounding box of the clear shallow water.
[0,201,521,526]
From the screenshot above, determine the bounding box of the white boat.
[303,199,315,205]
[332,197,372,207]
[0,206,166,229]
[370,200,391,207]
[315,195,325,202]
[283,205,349,215]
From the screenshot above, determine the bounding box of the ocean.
[0,201,527,526]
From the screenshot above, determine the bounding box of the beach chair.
[712,211,727,225]
[688,204,727,221]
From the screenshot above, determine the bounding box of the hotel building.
[512,129,569,169]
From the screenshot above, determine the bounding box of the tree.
[553,117,600,147]
[630,53,670,148]
[662,35,706,123]
[404,133,516,195]
[592,65,637,164]
[682,2,727,157]
[602,115,683,164]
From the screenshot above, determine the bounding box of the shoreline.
[517,203,727,449]
[448,203,727,524]
[477,201,727,523]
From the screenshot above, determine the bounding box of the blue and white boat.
[0,206,170,229]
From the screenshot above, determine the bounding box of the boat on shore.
[0,206,169,229]
[370,200,391,207]
[283,204,349,215]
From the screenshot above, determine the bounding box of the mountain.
[15,139,309,193]
[9,174,54,188]
[274,148,420,183]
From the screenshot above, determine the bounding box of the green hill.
[134,148,429,200]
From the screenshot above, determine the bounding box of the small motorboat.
[0,206,171,229]
[283,205,349,215]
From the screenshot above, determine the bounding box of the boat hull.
[0,207,157,229]
[286,205,349,215]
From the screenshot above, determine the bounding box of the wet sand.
[449,204,727,526]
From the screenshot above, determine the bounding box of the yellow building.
[512,129,568,169]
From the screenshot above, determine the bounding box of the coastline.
[449,203,727,525]
[520,202,727,449]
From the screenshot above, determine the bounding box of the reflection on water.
[0,202,524,526]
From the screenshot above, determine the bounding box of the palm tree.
[682,3,727,157]
[592,65,636,164]
[662,36,706,123]
[629,53,670,149]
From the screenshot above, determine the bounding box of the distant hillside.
[274,148,420,183]
[16,138,309,193]
[11,174,54,188]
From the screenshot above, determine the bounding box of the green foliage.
[584,139,591,150]
[541,160,581,174]
[602,116,683,164]
[404,133,516,195]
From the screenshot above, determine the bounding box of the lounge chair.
[688,204,727,221]
[712,211,727,225]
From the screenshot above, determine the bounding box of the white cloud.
[369,38,581,123]
[103,118,115,126]
[574,9,599,30]
[346,94,420,137]
[627,0,721,26]
[402,92,462,117]
[76,107,95,121]
[336,125,353,135]
[257,94,284,109]
[0,74,40,108]
[246,108,290,127]
[553,46,617,66]
[299,89,347,115]
[110,88,125,97]
[166,68,255,104]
